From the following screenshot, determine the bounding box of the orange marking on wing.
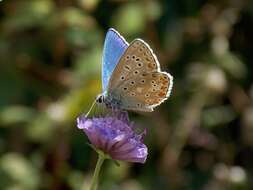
[158,92,166,97]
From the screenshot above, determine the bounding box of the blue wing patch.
[102,28,128,92]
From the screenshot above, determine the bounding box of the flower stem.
[89,152,105,190]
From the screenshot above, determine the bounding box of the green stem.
[89,153,105,190]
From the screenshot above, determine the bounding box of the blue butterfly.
[95,28,173,112]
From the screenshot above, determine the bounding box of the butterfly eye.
[96,95,104,103]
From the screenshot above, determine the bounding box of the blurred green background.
[0,0,253,189]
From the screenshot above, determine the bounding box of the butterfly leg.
[104,94,122,110]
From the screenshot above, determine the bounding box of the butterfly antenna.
[85,100,96,117]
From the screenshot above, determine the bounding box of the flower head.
[77,112,148,163]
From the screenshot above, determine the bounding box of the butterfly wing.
[107,39,173,112]
[102,28,128,91]
[121,72,173,111]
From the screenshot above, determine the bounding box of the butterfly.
[95,28,173,112]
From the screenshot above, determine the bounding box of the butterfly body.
[98,28,173,112]
[96,92,121,109]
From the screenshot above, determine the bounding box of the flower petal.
[77,112,148,163]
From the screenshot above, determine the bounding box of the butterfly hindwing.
[113,72,172,111]
[107,39,173,111]
[102,28,128,91]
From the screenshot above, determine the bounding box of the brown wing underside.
[107,39,173,112]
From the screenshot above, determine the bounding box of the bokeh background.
[0,0,253,189]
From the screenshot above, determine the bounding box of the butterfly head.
[96,94,105,104]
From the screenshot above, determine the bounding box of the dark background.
[0,0,253,189]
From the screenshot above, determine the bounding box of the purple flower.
[77,112,148,163]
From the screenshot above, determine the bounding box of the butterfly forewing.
[107,39,173,112]
[108,39,159,90]
[102,29,128,91]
